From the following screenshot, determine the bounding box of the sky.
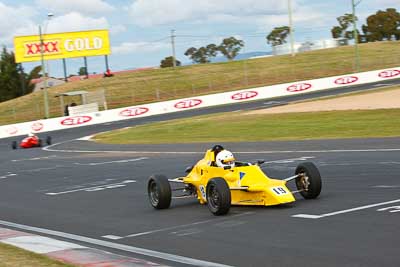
[0,0,399,77]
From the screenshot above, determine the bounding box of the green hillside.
[1,41,400,125]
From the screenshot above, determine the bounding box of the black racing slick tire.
[46,136,52,145]
[147,174,171,209]
[295,162,322,199]
[11,141,17,150]
[206,178,231,216]
[38,139,43,147]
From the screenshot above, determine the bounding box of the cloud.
[0,2,36,44]
[46,12,109,33]
[369,0,400,8]
[13,12,110,36]
[113,41,170,54]
[128,0,290,27]
[110,24,127,35]
[35,0,115,15]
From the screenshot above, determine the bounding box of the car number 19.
[271,186,288,195]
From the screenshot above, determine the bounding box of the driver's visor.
[222,157,235,164]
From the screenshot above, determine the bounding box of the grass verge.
[0,243,76,267]
[1,41,400,125]
[93,108,400,144]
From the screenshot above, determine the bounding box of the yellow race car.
[147,145,321,215]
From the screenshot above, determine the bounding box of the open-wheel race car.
[147,145,322,215]
[11,134,52,149]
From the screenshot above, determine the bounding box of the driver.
[215,150,235,169]
[28,132,37,138]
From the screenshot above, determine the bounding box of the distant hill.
[182,51,272,65]
[211,51,272,62]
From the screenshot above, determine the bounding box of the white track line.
[292,199,400,219]
[118,212,255,239]
[45,180,136,196]
[74,157,148,166]
[43,140,400,154]
[0,219,233,267]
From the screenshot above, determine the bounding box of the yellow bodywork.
[183,150,295,206]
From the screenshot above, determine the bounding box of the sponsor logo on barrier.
[6,126,18,135]
[335,76,358,85]
[119,107,149,117]
[61,116,92,126]
[174,99,202,109]
[287,83,312,92]
[379,70,400,78]
[31,122,44,132]
[231,91,258,100]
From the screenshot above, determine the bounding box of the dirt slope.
[248,87,400,115]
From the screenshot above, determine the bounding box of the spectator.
[103,69,114,78]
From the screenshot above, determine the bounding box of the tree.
[0,47,35,102]
[160,56,181,68]
[266,26,290,46]
[218,37,244,60]
[330,13,357,39]
[362,8,400,42]
[29,65,42,79]
[184,44,219,64]
[78,66,87,76]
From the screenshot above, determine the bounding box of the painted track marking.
[74,157,148,166]
[0,219,233,267]
[104,212,255,240]
[292,199,400,219]
[11,155,57,162]
[46,180,136,196]
[0,173,17,179]
[44,140,400,154]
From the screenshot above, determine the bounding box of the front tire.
[11,141,17,150]
[147,174,171,209]
[206,178,231,216]
[295,162,322,199]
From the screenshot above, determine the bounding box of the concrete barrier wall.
[1,67,399,139]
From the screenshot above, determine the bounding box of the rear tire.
[38,139,43,147]
[46,136,52,145]
[206,178,231,216]
[295,162,322,199]
[11,141,17,150]
[147,174,171,209]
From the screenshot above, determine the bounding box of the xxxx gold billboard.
[14,29,110,63]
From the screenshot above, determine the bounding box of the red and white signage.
[378,70,400,78]
[287,83,312,93]
[25,41,60,56]
[231,91,258,101]
[119,107,149,117]
[334,76,358,85]
[31,122,44,132]
[5,126,18,135]
[174,99,202,109]
[61,116,92,126]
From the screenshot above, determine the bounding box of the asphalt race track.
[0,81,399,267]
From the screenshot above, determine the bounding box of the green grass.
[0,243,77,267]
[93,108,400,144]
[1,41,400,125]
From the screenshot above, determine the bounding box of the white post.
[288,0,295,56]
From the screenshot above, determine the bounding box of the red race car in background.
[11,134,52,149]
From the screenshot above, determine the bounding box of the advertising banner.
[14,29,110,63]
[1,67,399,139]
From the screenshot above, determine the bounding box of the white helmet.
[28,133,34,137]
[216,150,235,168]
